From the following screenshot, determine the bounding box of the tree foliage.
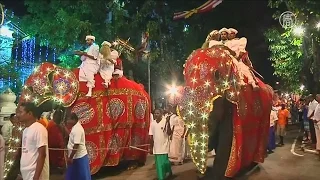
[264,28,303,92]
[17,0,208,97]
[267,0,320,93]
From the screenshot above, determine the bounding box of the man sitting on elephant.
[224,28,259,90]
[202,30,222,48]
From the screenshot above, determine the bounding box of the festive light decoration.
[0,10,58,90]
[3,123,25,179]
[4,63,79,178]
[179,47,241,174]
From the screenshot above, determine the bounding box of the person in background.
[17,102,49,180]
[47,109,65,170]
[65,113,91,180]
[303,98,311,143]
[268,102,278,153]
[168,105,187,165]
[0,134,4,179]
[312,94,320,160]
[149,108,173,180]
[298,99,305,131]
[1,113,16,145]
[308,94,318,146]
[276,104,290,146]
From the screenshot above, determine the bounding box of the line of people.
[268,101,291,154]
[1,102,91,180]
[300,94,320,159]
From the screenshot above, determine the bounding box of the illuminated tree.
[267,0,320,93]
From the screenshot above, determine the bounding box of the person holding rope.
[65,113,91,180]
[149,108,173,180]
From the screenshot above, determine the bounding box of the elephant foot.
[127,161,139,170]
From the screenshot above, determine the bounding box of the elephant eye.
[213,70,221,81]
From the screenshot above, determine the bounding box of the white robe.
[0,135,4,179]
[225,39,240,57]
[169,115,185,163]
[99,53,116,86]
[79,44,100,88]
[225,38,255,85]
[208,40,223,48]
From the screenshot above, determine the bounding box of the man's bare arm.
[149,135,153,154]
[33,146,46,180]
[84,53,97,60]
[69,144,80,159]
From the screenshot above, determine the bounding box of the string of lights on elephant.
[3,63,80,178]
[179,47,242,174]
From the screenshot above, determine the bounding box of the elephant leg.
[210,98,234,180]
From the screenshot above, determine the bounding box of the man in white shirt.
[308,94,318,144]
[65,113,91,180]
[75,35,100,97]
[268,105,278,153]
[17,102,49,180]
[149,108,173,180]
[312,94,320,158]
[1,113,16,144]
[226,28,258,90]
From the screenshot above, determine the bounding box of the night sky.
[1,0,280,86]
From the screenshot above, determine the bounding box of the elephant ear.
[19,62,56,106]
[180,47,240,174]
[50,66,79,107]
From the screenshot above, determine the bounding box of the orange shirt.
[38,117,49,128]
[278,109,289,126]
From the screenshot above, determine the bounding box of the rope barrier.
[7,144,150,151]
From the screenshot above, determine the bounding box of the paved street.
[51,126,320,180]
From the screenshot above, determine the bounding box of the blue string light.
[53,48,56,63]
[45,40,49,62]
[32,37,36,64]
[14,46,18,88]
[39,46,42,63]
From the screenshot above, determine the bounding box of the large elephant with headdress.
[178,46,273,179]
[15,62,151,175]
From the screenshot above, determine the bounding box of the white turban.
[219,28,230,34]
[101,41,112,47]
[228,28,238,34]
[110,50,119,60]
[85,35,95,41]
[209,30,219,35]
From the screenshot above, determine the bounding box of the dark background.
[1,0,280,86]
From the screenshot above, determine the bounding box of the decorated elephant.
[179,46,273,179]
[13,62,150,175]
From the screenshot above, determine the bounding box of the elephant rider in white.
[75,35,100,97]
[219,28,258,90]
[227,28,259,90]
[99,41,118,88]
[201,30,222,48]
